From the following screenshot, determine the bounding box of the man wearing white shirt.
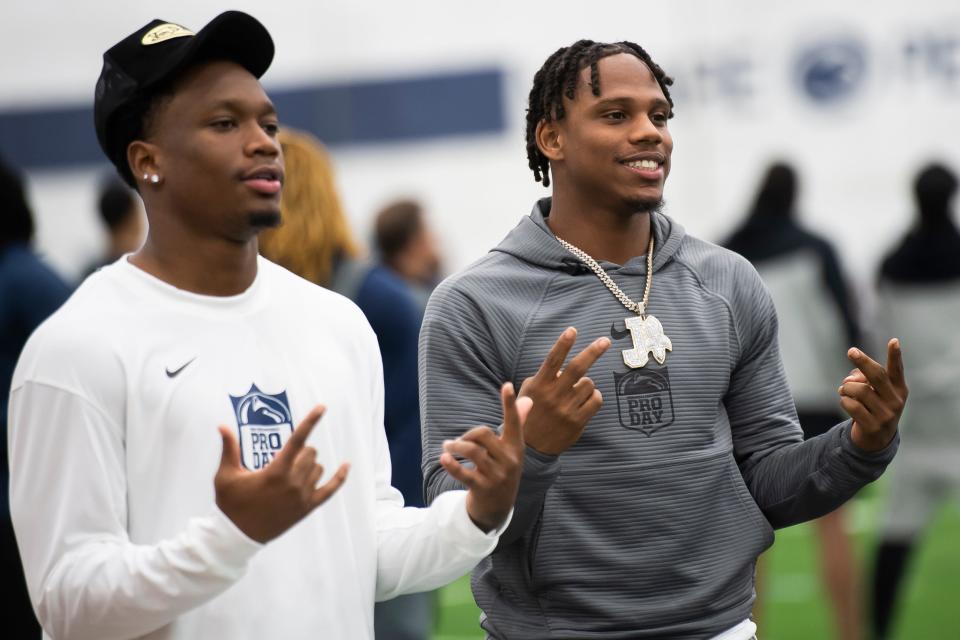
[7,12,528,639]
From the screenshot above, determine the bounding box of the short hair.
[0,155,34,247]
[107,82,177,189]
[97,177,138,231]
[749,162,798,217]
[258,129,361,287]
[914,163,958,210]
[374,200,424,266]
[525,39,675,187]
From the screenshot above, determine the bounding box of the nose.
[629,115,663,146]
[245,122,280,157]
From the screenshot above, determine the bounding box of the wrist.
[465,494,507,533]
[850,423,896,453]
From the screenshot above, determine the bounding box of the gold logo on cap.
[141,23,195,45]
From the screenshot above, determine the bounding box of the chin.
[623,196,664,215]
[248,210,282,229]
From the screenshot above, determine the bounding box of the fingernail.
[893,338,900,348]
[565,327,576,337]
[849,348,861,358]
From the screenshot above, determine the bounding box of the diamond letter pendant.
[621,315,672,368]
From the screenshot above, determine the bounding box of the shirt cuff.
[203,507,264,569]
[437,490,513,553]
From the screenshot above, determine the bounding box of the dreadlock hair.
[258,128,362,287]
[525,40,675,187]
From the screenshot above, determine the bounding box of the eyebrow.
[207,98,277,116]
[594,96,671,111]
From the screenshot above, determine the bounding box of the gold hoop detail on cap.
[141,24,194,46]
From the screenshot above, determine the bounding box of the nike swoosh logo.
[165,358,196,378]
[610,323,631,341]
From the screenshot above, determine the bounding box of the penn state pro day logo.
[230,384,294,470]
[613,366,675,436]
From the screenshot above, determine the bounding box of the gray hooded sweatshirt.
[419,199,897,639]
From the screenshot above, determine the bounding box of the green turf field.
[431,482,960,639]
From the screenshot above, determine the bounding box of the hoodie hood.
[491,198,686,276]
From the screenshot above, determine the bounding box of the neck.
[546,189,653,265]
[129,225,259,297]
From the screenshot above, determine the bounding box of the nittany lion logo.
[230,384,294,470]
[614,367,675,436]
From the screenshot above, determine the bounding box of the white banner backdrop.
[3,0,958,320]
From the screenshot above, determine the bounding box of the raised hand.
[838,339,909,452]
[440,383,532,532]
[518,327,611,455]
[214,405,350,543]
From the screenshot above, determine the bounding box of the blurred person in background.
[871,163,960,640]
[0,155,71,638]
[724,162,864,640]
[374,199,443,311]
[260,132,437,640]
[258,129,363,290]
[82,175,146,278]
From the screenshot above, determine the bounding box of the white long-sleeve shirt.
[8,256,505,640]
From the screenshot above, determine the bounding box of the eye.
[262,121,280,136]
[210,118,236,131]
[603,111,627,121]
[651,112,669,125]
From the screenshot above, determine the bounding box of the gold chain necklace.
[555,234,672,368]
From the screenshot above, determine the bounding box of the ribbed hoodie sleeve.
[723,259,897,528]
[419,274,561,547]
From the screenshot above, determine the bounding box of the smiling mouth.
[623,159,661,171]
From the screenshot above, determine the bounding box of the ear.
[127,140,162,187]
[536,119,564,162]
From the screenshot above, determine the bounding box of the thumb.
[217,425,242,473]
[515,396,534,426]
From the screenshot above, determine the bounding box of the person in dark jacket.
[724,163,865,640]
[0,156,71,639]
[871,163,960,640]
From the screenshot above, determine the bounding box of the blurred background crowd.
[1,1,957,639]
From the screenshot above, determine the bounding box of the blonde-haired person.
[259,129,363,290]
[260,128,438,640]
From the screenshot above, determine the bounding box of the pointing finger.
[559,337,611,386]
[535,328,577,380]
[886,338,907,391]
[275,405,325,467]
[500,382,525,449]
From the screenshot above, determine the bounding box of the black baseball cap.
[94,11,274,185]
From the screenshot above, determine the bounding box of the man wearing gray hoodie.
[420,40,908,639]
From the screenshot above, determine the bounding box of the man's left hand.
[838,338,909,452]
[440,382,532,532]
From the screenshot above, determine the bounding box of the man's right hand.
[214,405,349,543]
[518,327,611,455]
